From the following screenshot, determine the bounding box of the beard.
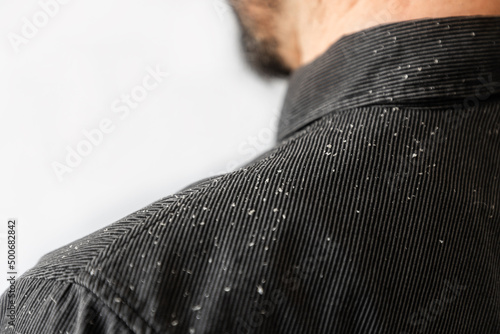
[229,0,292,77]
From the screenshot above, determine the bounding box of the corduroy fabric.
[1,15,500,334]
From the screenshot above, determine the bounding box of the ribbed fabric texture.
[1,15,500,334]
[279,15,500,140]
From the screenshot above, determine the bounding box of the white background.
[0,0,287,293]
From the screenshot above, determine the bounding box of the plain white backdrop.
[0,0,287,293]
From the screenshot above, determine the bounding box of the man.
[1,0,499,332]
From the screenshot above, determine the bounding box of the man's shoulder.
[19,112,370,284]
[21,176,226,283]
[2,172,234,333]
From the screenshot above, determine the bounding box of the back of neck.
[289,0,500,68]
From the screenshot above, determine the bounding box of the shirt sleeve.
[0,277,136,334]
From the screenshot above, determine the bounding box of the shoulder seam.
[14,276,157,334]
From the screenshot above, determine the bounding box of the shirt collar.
[278,15,500,141]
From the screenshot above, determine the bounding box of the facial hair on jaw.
[229,0,292,77]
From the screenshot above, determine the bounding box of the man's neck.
[283,0,500,69]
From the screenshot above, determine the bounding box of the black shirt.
[2,15,500,334]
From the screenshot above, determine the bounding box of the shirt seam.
[76,176,228,333]
[13,276,154,334]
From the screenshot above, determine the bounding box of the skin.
[230,0,500,76]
